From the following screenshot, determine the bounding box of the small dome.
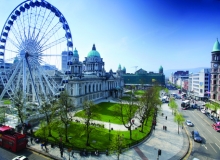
[123,66,126,71]
[87,44,101,58]
[159,66,163,69]
[212,39,220,52]
[73,48,79,57]
[118,64,121,70]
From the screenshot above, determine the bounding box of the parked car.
[201,109,206,114]
[212,122,220,132]
[191,131,202,143]
[185,120,194,127]
[207,114,214,120]
[213,117,220,123]
[12,156,28,160]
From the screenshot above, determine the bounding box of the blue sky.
[1,0,220,73]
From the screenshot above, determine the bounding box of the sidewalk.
[27,101,189,160]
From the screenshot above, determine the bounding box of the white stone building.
[188,69,211,100]
[63,44,124,107]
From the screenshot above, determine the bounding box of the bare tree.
[57,91,74,142]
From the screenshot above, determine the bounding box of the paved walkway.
[25,100,189,160]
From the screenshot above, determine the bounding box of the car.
[201,109,206,114]
[207,114,214,120]
[191,131,202,143]
[185,120,194,127]
[12,156,28,160]
[213,117,220,123]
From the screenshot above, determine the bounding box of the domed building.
[63,44,124,107]
[121,66,165,89]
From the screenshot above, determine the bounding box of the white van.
[162,96,169,103]
[181,100,190,109]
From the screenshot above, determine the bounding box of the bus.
[181,100,190,110]
[0,125,28,152]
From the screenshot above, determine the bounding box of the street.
[0,147,50,160]
[172,91,220,160]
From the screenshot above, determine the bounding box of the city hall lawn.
[34,116,153,151]
[74,102,139,124]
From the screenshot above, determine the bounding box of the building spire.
[92,44,96,50]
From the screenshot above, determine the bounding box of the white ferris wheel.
[0,0,73,106]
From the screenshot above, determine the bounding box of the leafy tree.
[205,102,220,117]
[163,88,169,95]
[57,91,74,142]
[109,133,127,160]
[0,106,7,124]
[39,97,58,137]
[113,99,137,140]
[168,98,178,115]
[174,112,185,134]
[11,89,26,124]
[82,100,100,146]
[137,86,161,132]
[35,121,49,141]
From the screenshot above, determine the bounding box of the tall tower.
[159,66,163,74]
[211,39,220,101]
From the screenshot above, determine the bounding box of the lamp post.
[109,120,111,141]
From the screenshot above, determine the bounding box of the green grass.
[34,117,153,151]
[134,90,145,95]
[3,99,11,104]
[74,102,138,124]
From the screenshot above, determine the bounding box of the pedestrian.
[60,150,63,157]
[153,125,155,130]
[165,126,167,131]
[163,126,164,130]
[72,150,74,157]
[30,137,33,144]
[41,143,44,149]
[165,116,167,120]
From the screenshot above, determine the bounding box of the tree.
[82,100,100,146]
[174,112,185,134]
[137,86,161,132]
[205,102,220,117]
[114,101,137,140]
[168,98,178,115]
[0,106,7,124]
[163,88,169,95]
[39,97,58,137]
[57,91,74,142]
[11,89,26,124]
[109,133,127,160]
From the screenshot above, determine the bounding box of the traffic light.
[158,149,162,156]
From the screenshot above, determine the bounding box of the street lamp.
[109,120,111,141]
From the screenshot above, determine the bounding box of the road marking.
[214,136,220,144]
[202,144,207,149]
[209,143,217,153]
[215,143,220,150]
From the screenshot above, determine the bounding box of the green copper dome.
[212,39,220,52]
[118,64,121,70]
[159,66,163,69]
[123,66,126,71]
[87,44,101,58]
[73,48,79,57]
